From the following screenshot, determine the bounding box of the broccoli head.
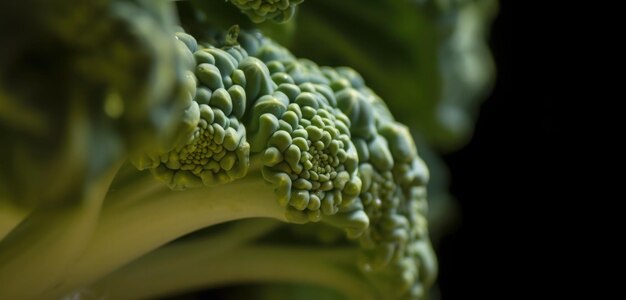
[0,6,438,299]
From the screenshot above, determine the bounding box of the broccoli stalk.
[90,241,376,300]
[0,201,31,241]
[0,160,123,299]
[43,172,288,298]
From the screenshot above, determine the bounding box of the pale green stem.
[107,155,266,210]
[169,218,283,258]
[45,175,286,299]
[0,200,33,241]
[104,170,169,209]
[0,161,123,300]
[90,243,377,300]
[63,218,282,300]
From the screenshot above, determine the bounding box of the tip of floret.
[230,0,303,23]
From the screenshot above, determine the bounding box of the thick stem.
[106,153,267,210]
[169,218,283,258]
[104,169,168,209]
[46,175,286,299]
[90,242,377,300]
[0,200,32,241]
[0,161,122,299]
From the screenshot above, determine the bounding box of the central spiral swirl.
[178,119,234,175]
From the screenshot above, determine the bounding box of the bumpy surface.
[217,32,364,235]
[132,28,434,298]
[324,66,436,300]
[147,33,253,190]
[253,83,363,225]
[229,0,304,23]
[237,32,436,298]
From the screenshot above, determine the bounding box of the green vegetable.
[0,0,495,298]
[286,0,498,150]
[229,0,304,23]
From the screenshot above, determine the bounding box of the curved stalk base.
[45,175,286,299]
[92,242,378,300]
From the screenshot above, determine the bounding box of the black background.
[435,1,563,298]
[436,2,513,295]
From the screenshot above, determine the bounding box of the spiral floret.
[249,83,363,229]
[229,0,304,23]
[149,35,256,190]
